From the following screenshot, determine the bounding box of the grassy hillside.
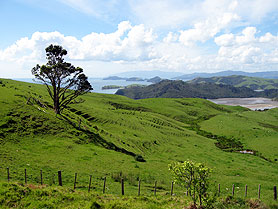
[0,78,278,207]
[188,75,278,90]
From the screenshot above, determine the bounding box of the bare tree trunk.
[54,96,60,114]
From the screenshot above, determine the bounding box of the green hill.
[188,75,278,90]
[115,79,278,99]
[0,78,278,207]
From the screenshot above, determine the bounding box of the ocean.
[14,78,152,94]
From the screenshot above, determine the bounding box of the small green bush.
[134,154,146,162]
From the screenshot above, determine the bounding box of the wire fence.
[3,167,277,201]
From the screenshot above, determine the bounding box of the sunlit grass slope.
[0,78,277,205]
[200,108,278,161]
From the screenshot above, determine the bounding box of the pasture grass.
[0,78,277,207]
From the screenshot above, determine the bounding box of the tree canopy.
[32,44,93,114]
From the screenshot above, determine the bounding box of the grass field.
[0,78,277,208]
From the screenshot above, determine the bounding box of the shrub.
[134,154,146,162]
[169,160,212,207]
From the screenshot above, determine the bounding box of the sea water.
[15,78,152,94]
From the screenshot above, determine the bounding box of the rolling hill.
[0,78,278,207]
[188,75,278,90]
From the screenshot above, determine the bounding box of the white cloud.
[1,21,278,78]
[2,0,278,79]
[179,12,240,46]
[236,0,278,23]
[0,21,157,63]
[129,0,278,29]
[214,33,235,46]
[215,26,278,68]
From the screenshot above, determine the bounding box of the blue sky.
[1,0,278,78]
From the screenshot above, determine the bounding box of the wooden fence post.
[103,177,106,194]
[121,178,124,195]
[232,184,235,196]
[25,169,27,184]
[274,186,277,201]
[218,183,220,195]
[7,167,10,182]
[258,184,261,199]
[171,181,174,196]
[58,171,62,186]
[138,179,141,196]
[40,170,43,185]
[88,175,92,192]
[245,185,248,197]
[73,173,77,190]
[154,181,157,196]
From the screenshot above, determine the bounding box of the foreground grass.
[1,182,276,209]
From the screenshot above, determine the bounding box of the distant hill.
[188,75,278,90]
[112,70,183,79]
[174,70,278,80]
[116,79,278,99]
[115,80,273,99]
[146,76,163,83]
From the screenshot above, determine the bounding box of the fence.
[4,167,278,201]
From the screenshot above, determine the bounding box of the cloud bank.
[1,0,278,77]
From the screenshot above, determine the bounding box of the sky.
[1,0,278,78]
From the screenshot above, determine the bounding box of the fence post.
[25,169,27,184]
[232,184,235,196]
[121,178,124,195]
[218,183,220,196]
[58,171,62,186]
[274,186,277,201]
[88,175,92,192]
[171,181,174,196]
[7,167,10,182]
[73,173,77,190]
[138,179,141,196]
[41,170,43,185]
[245,185,248,197]
[154,181,157,196]
[103,177,106,194]
[258,184,261,199]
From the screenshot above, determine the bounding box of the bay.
[14,78,152,94]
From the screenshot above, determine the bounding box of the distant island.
[102,84,146,90]
[102,85,123,90]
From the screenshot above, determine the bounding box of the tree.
[169,160,212,207]
[32,44,93,114]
